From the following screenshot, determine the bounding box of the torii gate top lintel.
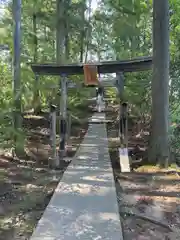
[31,56,152,76]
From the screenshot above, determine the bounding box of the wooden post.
[33,74,41,114]
[119,102,123,145]
[120,102,128,146]
[124,104,128,148]
[67,113,71,144]
[49,104,58,168]
[59,75,67,161]
[116,72,124,96]
[119,102,130,172]
[116,72,124,145]
[116,72,130,172]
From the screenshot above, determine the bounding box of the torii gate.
[31,56,152,168]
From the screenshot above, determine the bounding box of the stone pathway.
[30,113,123,240]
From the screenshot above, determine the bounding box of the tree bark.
[79,0,86,62]
[84,0,92,62]
[13,0,25,156]
[148,0,170,167]
[56,0,66,64]
[64,0,71,61]
[56,0,69,167]
[32,12,41,114]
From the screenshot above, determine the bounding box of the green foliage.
[0,0,180,155]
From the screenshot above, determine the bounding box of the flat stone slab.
[30,113,123,240]
[119,148,130,172]
[89,112,106,123]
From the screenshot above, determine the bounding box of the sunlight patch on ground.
[55,182,112,196]
[136,164,180,174]
[82,173,111,182]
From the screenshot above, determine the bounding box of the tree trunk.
[56,0,66,64]
[84,0,92,62]
[64,0,71,61]
[32,12,41,114]
[148,0,170,167]
[33,14,38,62]
[13,0,25,156]
[79,1,86,62]
[65,27,69,61]
[56,0,68,167]
[56,0,66,115]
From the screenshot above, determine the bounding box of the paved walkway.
[30,113,123,240]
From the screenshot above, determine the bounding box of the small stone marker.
[119,147,130,172]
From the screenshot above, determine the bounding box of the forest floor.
[106,104,180,240]
[1,100,180,240]
[0,102,94,240]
